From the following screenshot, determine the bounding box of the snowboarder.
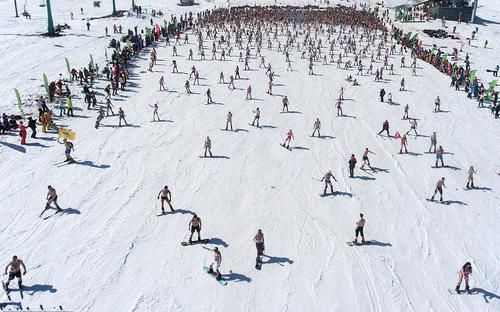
[251,108,260,127]
[202,246,222,280]
[377,120,390,137]
[429,132,437,153]
[282,129,294,148]
[312,118,321,137]
[466,166,476,189]
[40,185,62,217]
[204,136,213,157]
[253,229,265,257]
[360,148,375,170]
[118,107,128,126]
[455,262,472,294]
[436,146,445,167]
[353,213,366,244]
[3,256,27,292]
[430,177,446,202]
[348,154,357,178]
[188,214,202,243]
[157,185,174,213]
[320,170,337,195]
[225,111,233,131]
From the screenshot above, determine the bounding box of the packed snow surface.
[0,0,499,311]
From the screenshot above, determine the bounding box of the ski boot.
[465,285,470,294]
[455,285,460,294]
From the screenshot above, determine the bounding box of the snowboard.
[203,266,227,286]
[280,143,291,150]
[56,158,76,167]
[346,240,372,246]
[2,281,11,301]
[181,239,210,246]
[255,256,263,270]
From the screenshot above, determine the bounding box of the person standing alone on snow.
[312,118,321,137]
[466,166,476,189]
[429,132,437,153]
[40,185,62,217]
[3,256,27,292]
[188,214,202,243]
[430,177,446,202]
[320,170,337,196]
[282,129,294,148]
[225,111,233,131]
[353,213,366,244]
[204,136,213,157]
[157,185,174,213]
[455,262,472,294]
[253,229,265,257]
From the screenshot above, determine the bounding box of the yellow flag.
[58,128,76,141]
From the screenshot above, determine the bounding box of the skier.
[3,256,27,292]
[251,108,260,127]
[202,246,222,280]
[434,96,441,112]
[159,76,166,91]
[360,148,375,170]
[246,85,252,100]
[377,120,390,137]
[338,86,344,100]
[172,60,178,73]
[157,185,174,213]
[228,75,235,90]
[282,129,294,148]
[429,132,437,153]
[320,170,337,195]
[435,146,445,167]
[184,80,192,94]
[406,119,418,136]
[204,136,213,158]
[455,262,472,294]
[150,102,160,121]
[225,111,233,131]
[399,78,405,91]
[40,185,62,217]
[253,229,265,257]
[206,88,214,104]
[312,118,321,137]
[188,214,202,243]
[348,154,357,178]
[336,100,343,116]
[118,107,128,126]
[282,96,289,112]
[59,138,74,161]
[466,165,476,189]
[400,133,408,154]
[403,104,409,119]
[353,213,366,244]
[430,177,446,202]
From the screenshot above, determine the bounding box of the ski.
[203,266,228,286]
[425,198,448,205]
[2,281,11,301]
[181,239,210,246]
[346,240,371,246]
[448,288,477,295]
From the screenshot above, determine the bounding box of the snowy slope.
[0,0,499,311]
